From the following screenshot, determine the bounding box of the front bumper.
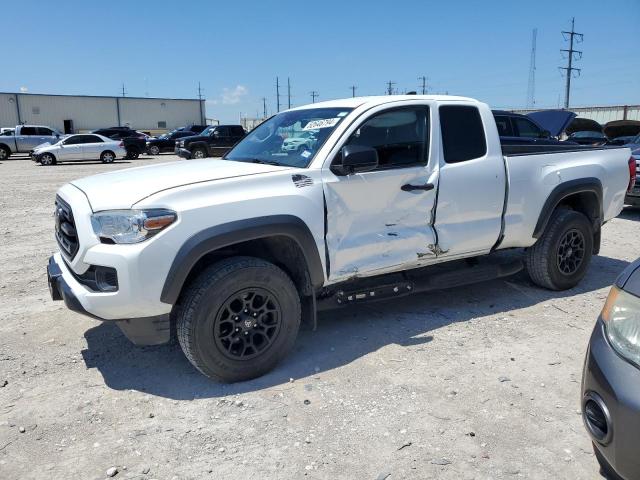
[47,255,171,345]
[581,319,640,480]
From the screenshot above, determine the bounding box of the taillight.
[119,141,125,148]
[628,156,636,192]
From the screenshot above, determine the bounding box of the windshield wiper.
[250,159,283,166]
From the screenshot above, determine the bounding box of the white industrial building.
[0,92,205,134]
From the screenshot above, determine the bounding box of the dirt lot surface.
[0,154,637,479]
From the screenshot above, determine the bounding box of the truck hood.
[526,110,577,137]
[70,159,289,211]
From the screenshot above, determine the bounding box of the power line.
[276,77,281,113]
[349,85,357,97]
[386,81,396,95]
[310,91,319,103]
[418,76,427,95]
[559,17,583,109]
[526,28,537,108]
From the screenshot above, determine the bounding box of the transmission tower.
[526,29,537,108]
[560,17,583,109]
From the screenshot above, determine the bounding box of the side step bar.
[317,259,523,311]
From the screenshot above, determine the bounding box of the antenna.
[526,28,537,108]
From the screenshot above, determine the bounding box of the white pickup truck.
[47,95,634,382]
[0,125,61,159]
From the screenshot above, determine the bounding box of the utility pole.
[349,85,357,97]
[418,76,427,95]
[386,81,396,95]
[276,77,281,113]
[310,91,319,103]
[526,29,537,108]
[197,82,205,124]
[560,17,583,109]
[121,83,127,97]
[287,77,291,109]
[262,97,267,118]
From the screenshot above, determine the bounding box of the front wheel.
[125,148,140,160]
[191,148,206,159]
[177,256,301,382]
[148,145,160,156]
[39,153,56,166]
[100,151,115,163]
[0,146,10,160]
[525,209,594,290]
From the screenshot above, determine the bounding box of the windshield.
[225,107,353,167]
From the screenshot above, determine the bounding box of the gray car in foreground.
[582,257,640,480]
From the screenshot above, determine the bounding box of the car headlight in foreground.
[91,209,176,244]
[602,286,640,368]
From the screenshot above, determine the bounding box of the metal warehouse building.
[0,92,205,134]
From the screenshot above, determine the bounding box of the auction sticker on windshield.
[303,118,340,130]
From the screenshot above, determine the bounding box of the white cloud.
[221,85,248,105]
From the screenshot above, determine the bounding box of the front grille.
[54,196,79,260]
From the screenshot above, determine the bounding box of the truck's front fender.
[160,215,325,304]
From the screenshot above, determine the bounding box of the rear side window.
[440,105,487,163]
[231,126,245,136]
[216,127,231,136]
[37,127,54,136]
[86,135,103,143]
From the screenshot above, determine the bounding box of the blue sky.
[2,0,639,122]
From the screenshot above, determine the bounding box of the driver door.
[58,136,83,160]
[322,105,438,282]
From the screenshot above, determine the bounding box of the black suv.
[492,111,568,146]
[146,130,197,155]
[92,127,147,159]
[176,125,246,159]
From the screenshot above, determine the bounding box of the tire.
[191,148,206,159]
[149,145,160,156]
[125,147,140,160]
[39,153,56,166]
[177,256,301,382]
[0,145,10,160]
[100,150,115,163]
[525,209,594,290]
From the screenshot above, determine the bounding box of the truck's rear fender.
[533,178,603,239]
[160,215,325,305]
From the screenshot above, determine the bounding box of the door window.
[84,135,103,143]
[440,105,487,163]
[344,107,429,170]
[494,116,514,136]
[513,118,541,138]
[215,127,231,137]
[20,127,37,135]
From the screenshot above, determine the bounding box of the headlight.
[178,141,185,147]
[602,286,640,367]
[91,209,176,244]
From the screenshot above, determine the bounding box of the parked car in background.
[568,131,608,146]
[281,130,317,152]
[175,124,246,159]
[178,124,208,134]
[146,130,196,155]
[32,134,126,166]
[582,257,640,480]
[0,125,61,159]
[625,149,640,206]
[607,135,637,146]
[492,110,570,145]
[1,128,15,135]
[92,127,147,159]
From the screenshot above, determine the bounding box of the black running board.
[317,259,523,311]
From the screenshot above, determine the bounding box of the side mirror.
[540,130,551,139]
[331,145,379,176]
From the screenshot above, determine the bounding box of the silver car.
[32,134,127,166]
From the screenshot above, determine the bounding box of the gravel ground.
[0,154,637,479]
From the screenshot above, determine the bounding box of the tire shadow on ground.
[81,253,630,399]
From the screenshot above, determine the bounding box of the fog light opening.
[583,392,613,445]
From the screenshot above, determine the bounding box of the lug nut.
[252,312,257,317]
[235,328,240,332]
[244,331,249,336]
[244,309,248,313]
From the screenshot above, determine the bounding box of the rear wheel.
[525,209,593,290]
[100,150,115,163]
[192,148,206,159]
[39,153,56,166]
[0,146,10,160]
[177,256,301,382]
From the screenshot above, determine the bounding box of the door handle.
[401,183,434,192]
